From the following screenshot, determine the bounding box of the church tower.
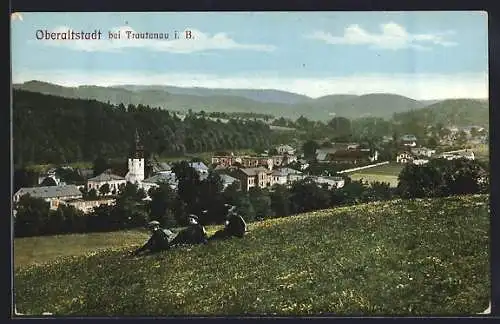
[125,129,145,183]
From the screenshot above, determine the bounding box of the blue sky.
[11,11,488,99]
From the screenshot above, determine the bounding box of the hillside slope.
[14,195,490,316]
[393,99,489,127]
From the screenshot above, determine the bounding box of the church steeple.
[134,129,144,159]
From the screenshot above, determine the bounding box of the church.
[86,130,146,195]
[125,130,145,184]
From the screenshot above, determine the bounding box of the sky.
[11,11,489,100]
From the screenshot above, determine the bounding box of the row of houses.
[396,148,475,165]
[224,166,344,191]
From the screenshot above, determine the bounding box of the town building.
[13,185,83,210]
[276,144,296,155]
[87,171,127,195]
[396,152,413,164]
[141,172,178,192]
[219,174,240,190]
[231,167,274,191]
[410,147,436,158]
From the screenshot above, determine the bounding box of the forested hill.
[12,90,278,166]
[392,99,489,128]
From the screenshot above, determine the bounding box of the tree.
[397,163,444,198]
[248,187,273,221]
[302,140,319,160]
[289,179,330,213]
[14,194,50,237]
[269,184,292,217]
[171,161,201,214]
[328,117,352,141]
[148,183,179,227]
[427,137,438,149]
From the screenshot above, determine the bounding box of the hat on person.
[188,214,199,224]
[147,220,161,229]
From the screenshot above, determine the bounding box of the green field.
[14,195,490,316]
[347,163,403,188]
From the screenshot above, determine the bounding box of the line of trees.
[13,90,280,166]
[13,158,488,238]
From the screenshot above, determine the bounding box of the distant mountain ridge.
[115,85,312,105]
[12,80,488,121]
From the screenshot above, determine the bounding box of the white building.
[311,176,345,189]
[87,172,127,195]
[396,152,413,164]
[411,147,436,158]
[219,174,240,190]
[413,159,429,165]
[276,144,296,155]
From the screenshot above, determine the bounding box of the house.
[400,134,417,147]
[311,176,345,189]
[13,185,83,210]
[87,171,127,195]
[382,136,393,143]
[276,144,296,155]
[211,155,235,168]
[232,167,274,191]
[410,147,436,158]
[219,174,240,190]
[441,150,475,161]
[396,152,413,164]
[152,162,171,175]
[141,172,178,193]
[315,148,340,162]
[63,198,116,214]
[189,162,209,175]
[272,167,305,186]
[413,159,429,165]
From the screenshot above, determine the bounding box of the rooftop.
[238,167,272,176]
[15,185,82,199]
[88,172,126,182]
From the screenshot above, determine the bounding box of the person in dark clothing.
[132,220,176,255]
[208,204,247,241]
[169,214,208,247]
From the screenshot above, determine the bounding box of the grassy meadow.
[14,194,490,316]
[347,163,404,188]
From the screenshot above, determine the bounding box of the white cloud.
[305,22,457,50]
[12,70,488,100]
[33,25,275,53]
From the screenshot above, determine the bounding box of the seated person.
[169,214,208,247]
[132,220,175,255]
[208,205,247,241]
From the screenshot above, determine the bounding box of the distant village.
[13,124,487,216]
